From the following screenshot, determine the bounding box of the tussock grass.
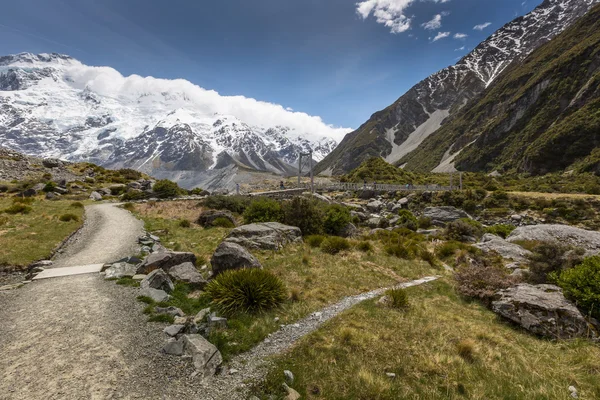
[0,197,84,268]
[255,280,600,399]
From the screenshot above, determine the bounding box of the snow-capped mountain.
[316,0,600,175]
[0,53,342,183]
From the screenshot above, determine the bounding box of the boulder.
[339,223,358,238]
[492,284,596,339]
[422,206,471,224]
[45,192,58,200]
[168,262,207,289]
[475,234,532,265]
[137,251,197,274]
[18,188,37,198]
[155,306,185,317]
[89,191,102,201]
[194,308,211,324]
[162,337,184,356]
[225,222,302,250]
[140,287,170,303]
[164,324,185,337]
[140,269,175,293]
[42,158,61,168]
[182,334,223,378]
[210,242,262,276]
[104,262,137,279]
[53,186,69,195]
[507,224,600,255]
[366,199,384,212]
[366,217,383,229]
[197,209,236,228]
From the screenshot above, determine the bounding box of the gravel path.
[198,276,440,399]
[52,203,144,268]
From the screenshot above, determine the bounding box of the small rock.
[162,338,184,356]
[386,372,396,378]
[194,308,211,324]
[282,383,301,400]
[139,287,171,303]
[569,385,578,399]
[174,316,187,325]
[104,262,137,279]
[132,274,146,281]
[140,269,175,293]
[164,324,185,337]
[229,368,239,375]
[155,306,185,317]
[284,370,294,385]
[89,191,102,201]
[137,251,197,274]
[208,314,228,330]
[183,334,223,379]
[168,262,208,289]
[210,242,262,276]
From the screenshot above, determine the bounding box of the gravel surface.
[52,203,144,268]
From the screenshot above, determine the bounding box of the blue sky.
[0,0,536,129]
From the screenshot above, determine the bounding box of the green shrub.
[446,219,483,242]
[201,195,251,214]
[462,200,478,214]
[205,268,287,315]
[323,204,351,236]
[122,202,136,211]
[179,219,191,228]
[385,243,414,259]
[305,235,326,248]
[243,198,283,224]
[436,241,470,258]
[558,256,600,319]
[385,288,409,309]
[397,210,418,231]
[43,181,56,193]
[4,204,32,214]
[418,217,432,229]
[282,197,324,235]
[485,224,516,239]
[153,179,181,199]
[212,217,235,228]
[356,241,373,252]
[528,241,585,284]
[118,168,142,181]
[420,249,437,267]
[121,191,147,201]
[12,197,34,204]
[70,201,84,208]
[320,236,351,255]
[0,184,9,193]
[59,213,79,222]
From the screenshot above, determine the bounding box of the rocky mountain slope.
[400,3,600,175]
[0,54,340,186]
[315,0,600,175]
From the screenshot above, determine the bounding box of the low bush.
[385,243,413,259]
[418,216,432,229]
[446,218,483,242]
[305,235,326,248]
[152,179,181,199]
[356,241,373,252]
[121,191,147,201]
[179,219,191,228]
[201,195,251,214]
[454,261,515,303]
[212,217,236,228]
[320,236,351,255]
[59,213,79,222]
[4,203,32,214]
[0,184,9,193]
[70,202,84,208]
[12,197,34,204]
[397,210,418,231]
[118,168,142,181]
[420,248,437,267]
[323,204,351,236]
[385,288,409,309]
[243,197,283,224]
[485,224,516,239]
[205,268,287,315]
[122,202,136,211]
[43,181,56,193]
[558,256,600,319]
[282,197,324,235]
[528,241,585,284]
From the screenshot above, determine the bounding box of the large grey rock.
[339,223,358,238]
[140,269,175,293]
[168,262,208,289]
[492,284,596,339]
[210,242,262,275]
[164,324,185,337]
[225,222,302,250]
[162,337,184,356]
[89,191,102,201]
[182,334,223,378]
[137,251,197,274]
[197,210,236,228]
[475,234,532,265]
[366,199,384,212]
[423,206,471,224]
[140,287,171,303]
[104,262,137,279]
[155,306,185,317]
[507,224,600,255]
[42,158,61,168]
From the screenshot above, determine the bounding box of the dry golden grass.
[0,197,84,269]
[256,279,600,400]
[135,200,207,222]
[510,191,600,200]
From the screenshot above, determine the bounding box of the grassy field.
[131,201,441,360]
[0,197,85,269]
[254,279,600,400]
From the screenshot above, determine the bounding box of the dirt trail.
[0,204,205,400]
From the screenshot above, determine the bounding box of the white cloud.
[454,46,465,51]
[432,31,450,42]
[421,14,443,30]
[356,0,449,34]
[62,61,351,142]
[453,33,468,39]
[473,22,492,30]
